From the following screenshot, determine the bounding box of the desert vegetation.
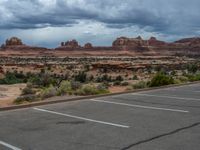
[0,56,200,105]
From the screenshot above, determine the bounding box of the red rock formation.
[148,37,166,46]
[5,37,23,46]
[61,39,80,48]
[84,43,93,49]
[112,36,149,51]
[175,37,200,46]
[0,37,50,51]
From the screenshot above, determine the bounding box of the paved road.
[0,83,200,150]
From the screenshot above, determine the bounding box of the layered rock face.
[148,37,166,46]
[113,36,147,48]
[112,36,166,51]
[175,37,200,46]
[84,43,93,49]
[1,36,200,56]
[0,37,49,51]
[1,37,24,48]
[5,37,23,46]
[61,40,80,48]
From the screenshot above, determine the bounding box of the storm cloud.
[0,0,199,47]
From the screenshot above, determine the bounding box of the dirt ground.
[0,84,26,107]
[109,86,129,93]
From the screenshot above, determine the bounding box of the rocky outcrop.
[5,37,23,46]
[60,39,80,48]
[148,37,166,46]
[0,37,49,51]
[84,43,93,49]
[113,36,151,51]
[0,37,26,50]
[112,36,166,50]
[175,37,200,46]
[1,37,24,49]
[1,36,200,57]
[113,36,146,50]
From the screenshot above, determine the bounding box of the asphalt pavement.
[0,83,200,150]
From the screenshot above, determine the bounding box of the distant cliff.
[1,36,200,57]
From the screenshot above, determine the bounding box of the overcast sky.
[0,0,200,47]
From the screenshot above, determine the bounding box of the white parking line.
[33,108,129,128]
[0,140,22,150]
[90,99,189,113]
[194,91,200,93]
[132,93,200,101]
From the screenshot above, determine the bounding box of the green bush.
[113,81,121,86]
[132,81,148,89]
[57,81,72,96]
[132,75,138,80]
[186,73,200,81]
[149,72,175,87]
[0,72,24,84]
[21,84,36,95]
[74,71,87,83]
[187,64,198,73]
[178,76,189,82]
[28,73,57,87]
[96,84,110,94]
[14,94,38,104]
[76,84,109,96]
[70,81,82,90]
[121,82,129,86]
[40,85,57,99]
[115,75,124,82]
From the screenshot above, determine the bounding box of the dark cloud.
[0,0,199,46]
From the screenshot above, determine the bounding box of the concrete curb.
[0,81,200,112]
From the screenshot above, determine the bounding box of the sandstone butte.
[0,36,200,56]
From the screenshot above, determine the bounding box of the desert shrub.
[74,71,87,83]
[40,85,57,99]
[132,81,148,89]
[101,82,111,88]
[149,72,174,87]
[88,75,94,81]
[29,73,57,87]
[121,82,129,86]
[132,75,138,80]
[96,84,110,94]
[70,81,82,90]
[113,81,121,86]
[115,75,124,82]
[0,72,24,84]
[14,94,38,104]
[186,73,200,81]
[76,84,109,96]
[101,74,112,82]
[173,79,182,84]
[187,63,198,73]
[178,76,189,82]
[96,76,102,82]
[57,81,72,96]
[21,84,36,95]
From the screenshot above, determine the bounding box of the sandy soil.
[0,84,26,107]
[109,86,129,93]
[0,50,160,57]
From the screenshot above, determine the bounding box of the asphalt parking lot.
[0,83,200,150]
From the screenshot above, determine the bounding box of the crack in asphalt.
[120,122,200,150]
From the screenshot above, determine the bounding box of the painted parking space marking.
[90,99,189,113]
[0,140,22,150]
[132,93,200,101]
[33,108,130,128]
